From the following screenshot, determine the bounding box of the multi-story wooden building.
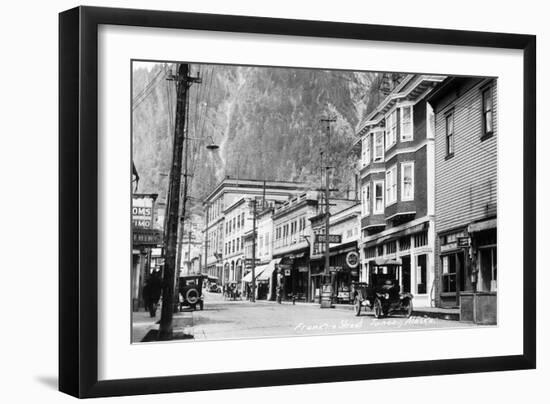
[428,77,497,317]
[357,74,444,308]
[203,178,307,284]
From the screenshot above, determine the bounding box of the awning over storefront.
[369,257,402,266]
[363,221,429,248]
[256,258,282,281]
[468,218,497,233]
[242,268,265,283]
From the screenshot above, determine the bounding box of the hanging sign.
[345,251,359,268]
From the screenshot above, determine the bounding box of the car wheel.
[354,297,362,317]
[374,298,383,319]
[405,299,413,318]
[186,288,199,305]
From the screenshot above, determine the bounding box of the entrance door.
[401,256,411,293]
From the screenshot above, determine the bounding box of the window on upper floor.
[374,131,384,162]
[362,135,371,167]
[446,112,454,157]
[400,105,413,141]
[385,110,398,149]
[482,86,493,139]
[362,183,371,216]
[401,162,414,201]
[374,181,384,214]
[385,165,397,205]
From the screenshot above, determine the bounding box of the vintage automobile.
[353,258,413,318]
[178,275,205,311]
[208,282,221,293]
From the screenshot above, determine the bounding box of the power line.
[132,66,164,108]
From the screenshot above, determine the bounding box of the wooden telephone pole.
[158,64,201,340]
[320,117,336,279]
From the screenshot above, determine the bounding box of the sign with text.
[457,237,471,247]
[315,234,342,244]
[132,195,155,229]
[133,229,163,246]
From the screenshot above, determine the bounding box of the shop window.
[400,105,413,141]
[481,86,493,139]
[479,246,497,292]
[414,231,428,247]
[416,254,427,294]
[441,252,465,293]
[386,240,397,254]
[399,236,410,251]
[365,247,376,259]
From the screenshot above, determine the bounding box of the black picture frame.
[59,6,536,399]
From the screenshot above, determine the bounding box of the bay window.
[385,110,397,148]
[374,181,384,214]
[362,135,371,167]
[362,183,371,216]
[385,165,397,205]
[401,162,414,201]
[374,131,384,162]
[400,105,413,141]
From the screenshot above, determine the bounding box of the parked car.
[208,282,221,293]
[352,258,413,318]
[178,275,205,311]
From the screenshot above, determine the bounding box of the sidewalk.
[254,298,460,321]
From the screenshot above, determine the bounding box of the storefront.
[310,244,360,304]
[277,252,309,301]
[255,258,282,300]
[438,228,472,308]
[362,222,434,308]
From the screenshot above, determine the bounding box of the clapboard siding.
[434,78,498,233]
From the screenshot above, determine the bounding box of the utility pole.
[187,230,193,274]
[158,64,201,340]
[250,198,257,302]
[320,117,336,279]
[204,205,209,276]
[320,116,336,308]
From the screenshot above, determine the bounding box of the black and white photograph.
[131,61,498,343]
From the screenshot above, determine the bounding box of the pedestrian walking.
[143,271,162,317]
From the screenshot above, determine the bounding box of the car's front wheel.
[374,298,383,319]
[404,299,413,318]
[354,297,362,317]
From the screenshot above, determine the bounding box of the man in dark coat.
[143,271,162,317]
